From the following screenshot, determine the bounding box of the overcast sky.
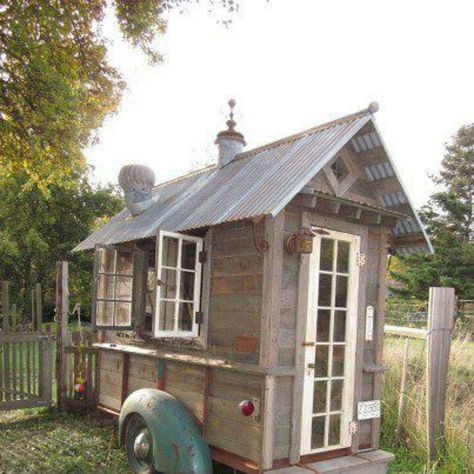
[86,0,473,207]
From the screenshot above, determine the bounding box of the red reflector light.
[239,400,255,417]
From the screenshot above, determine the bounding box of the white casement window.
[154,231,203,338]
[94,246,135,328]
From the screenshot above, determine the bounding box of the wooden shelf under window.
[94,342,295,376]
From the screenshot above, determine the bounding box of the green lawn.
[0,408,129,474]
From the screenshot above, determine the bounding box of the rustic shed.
[75,101,431,473]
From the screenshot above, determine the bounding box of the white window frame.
[153,231,203,338]
[300,228,361,455]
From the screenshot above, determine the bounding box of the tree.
[0,0,236,189]
[390,124,474,299]
[0,170,123,319]
[0,1,236,318]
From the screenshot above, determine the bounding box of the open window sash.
[154,231,203,338]
[92,244,146,330]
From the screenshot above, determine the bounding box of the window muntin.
[311,237,352,451]
[155,231,203,337]
[95,247,134,328]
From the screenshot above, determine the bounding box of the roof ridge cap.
[154,163,216,189]
[235,107,373,161]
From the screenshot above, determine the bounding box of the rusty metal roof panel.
[75,108,432,254]
[75,112,372,251]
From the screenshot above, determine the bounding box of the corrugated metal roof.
[74,106,432,254]
[75,110,372,251]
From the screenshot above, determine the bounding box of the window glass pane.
[330,380,344,411]
[178,302,193,331]
[313,381,327,414]
[162,237,179,267]
[335,275,348,307]
[160,269,177,299]
[180,271,195,301]
[318,274,332,307]
[115,301,132,326]
[105,275,115,299]
[333,310,347,342]
[97,274,106,299]
[97,301,113,326]
[332,346,345,376]
[98,248,107,273]
[116,276,133,301]
[146,269,155,313]
[105,249,116,273]
[320,239,334,271]
[311,416,326,449]
[181,240,197,270]
[116,251,133,274]
[159,301,175,331]
[328,414,341,446]
[316,310,330,342]
[337,241,350,273]
[315,345,329,377]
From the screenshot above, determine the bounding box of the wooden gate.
[0,282,54,411]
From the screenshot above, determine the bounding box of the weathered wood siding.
[98,350,123,411]
[96,349,264,462]
[206,369,263,461]
[208,220,264,363]
[273,205,387,460]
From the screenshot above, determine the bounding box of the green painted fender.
[119,388,212,474]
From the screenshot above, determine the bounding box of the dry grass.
[381,336,473,473]
[0,408,129,473]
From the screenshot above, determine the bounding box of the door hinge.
[195,311,204,324]
[349,420,359,436]
[198,250,207,264]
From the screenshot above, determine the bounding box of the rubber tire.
[125,414,159,474]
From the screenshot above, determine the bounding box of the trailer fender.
[119,388,212,474]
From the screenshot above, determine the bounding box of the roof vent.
[118,164,158,216]
[215,99,246,168]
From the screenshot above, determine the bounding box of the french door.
[301,228,361,454]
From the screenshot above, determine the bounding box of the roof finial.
[368,101,379,114]
[227,98,237,130]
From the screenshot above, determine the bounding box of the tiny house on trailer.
[74,101,431,474]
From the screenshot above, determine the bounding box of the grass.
[1,334,471,473]
[381,336,473,473]
[0,408,129,474]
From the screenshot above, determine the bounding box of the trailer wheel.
[125,414,159,474]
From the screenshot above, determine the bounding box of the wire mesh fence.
[386,299,473,336]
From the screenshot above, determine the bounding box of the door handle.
[302,341,315,347]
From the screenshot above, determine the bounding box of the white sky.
[86,0,474,208]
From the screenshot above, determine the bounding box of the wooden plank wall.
[208,220,264,363]
[276,207,383,461]
[97,350,264,462]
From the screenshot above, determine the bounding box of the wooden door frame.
[300,228,361,455]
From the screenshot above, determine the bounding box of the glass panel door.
[301,229,360,454]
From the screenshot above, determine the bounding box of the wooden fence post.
[35,283,42,332]
[1,281,10,332]
[1,282,10,401]
[56,261,69,409]
[39,337,53,405]
[396,337,410,438]
[427,287,455,462]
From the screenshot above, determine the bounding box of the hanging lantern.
[286,227,315,254]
